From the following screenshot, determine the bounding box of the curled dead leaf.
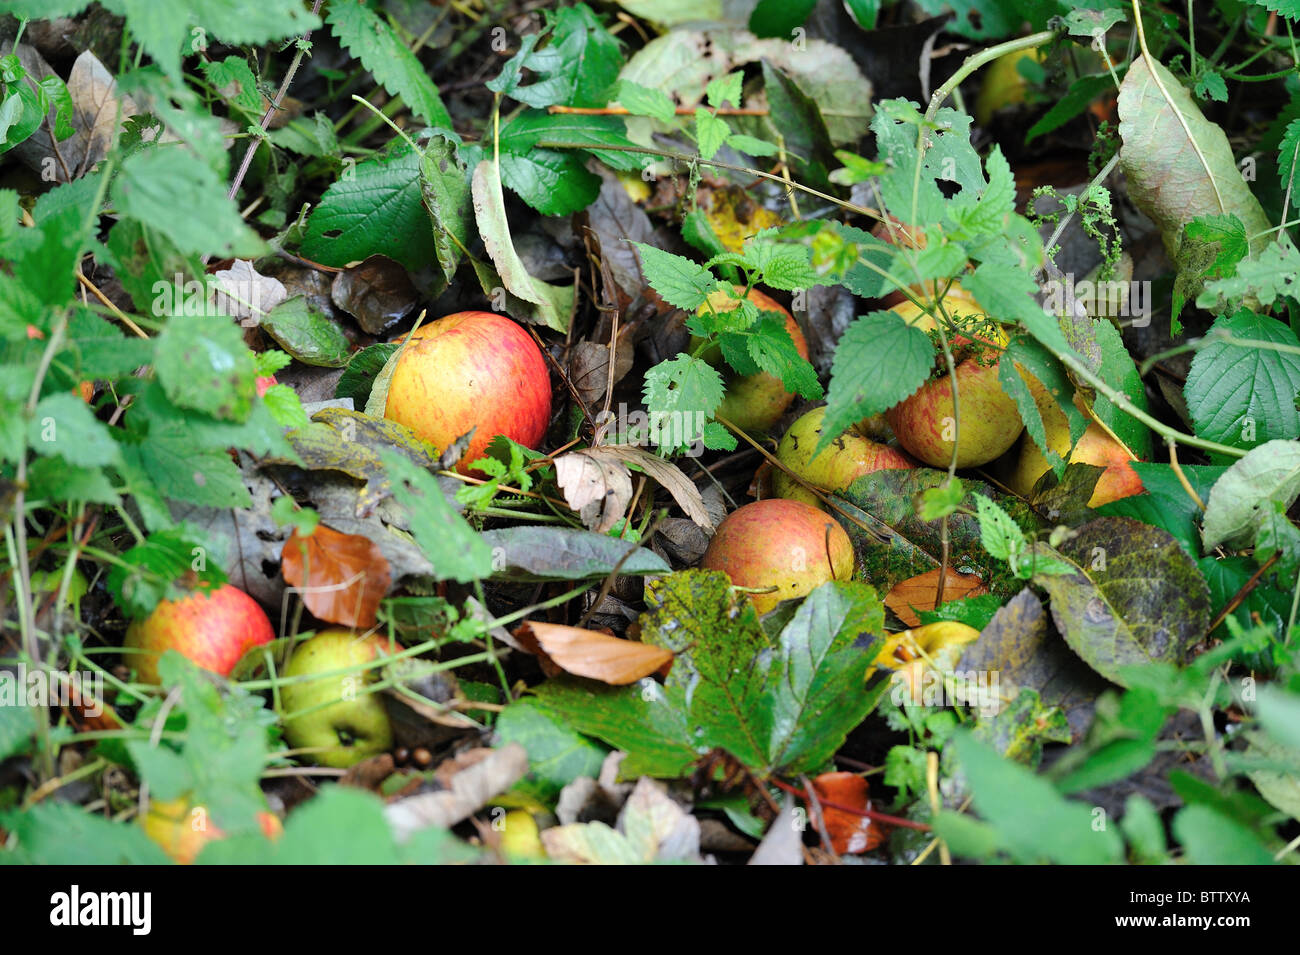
[884,568,987,627]
[584,444,713,530]
[809,772,883,855]
[281,524,392,628]
[554,449,633,533]
[513,620,673,685]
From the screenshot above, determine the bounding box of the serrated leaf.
[419,133,472,284]
[614,79,675,122]
[28,392,121,468]
[1185,309,1300,452]
[326,1,450,128]
[818,310,933,453]
[632,243,719,310]
[154,313,257,422]
[694,108,730,160]
[744,315,822,400]
[301,145,435,272]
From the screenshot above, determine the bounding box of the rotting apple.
[691,286,809,435]
[773,406,914,509]
[140,794,282,865]
[883,285,1024,469]
[384,311,551,474]
[700,498,855,615]
[123,584,274,685]
[871,621,980,702]
[279,628,403,768]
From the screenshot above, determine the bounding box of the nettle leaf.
[1280,116,1300,197]
[113,147,263,259]
[28,392,121,469]
[1185,309,1300,452]
[705,70,744,109]
[973,493,1026,563]
[419,133,472,284]
[1201,440,1300,550]
[632,243,719,309]
[107,528,228,619]
[1198,242,1300,314]
[694,108,731,160]
[301,145,434,272]
[819,310,933,454]
[744,315,822,400]
[326,1,450,128]
[642,354,727,451]
[872,99,984,227]
[950,146,1015,238]
[614,79,675,122]
[487,3,623,109]
[744,239,824,291]
[1172,214,1248,329]
[154,314,257,422]
[1033,517,1213,687]
[381,450,493,583]
[259,296,349,367]
[964,262,1070,357]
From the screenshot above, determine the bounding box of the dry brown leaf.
[884,568,987,627]
[513,620,673,685]
[554,450,633,533]
[809,772,882,855]
[384,744,529,841]
[281,524,392,628]
[584,444,713,530]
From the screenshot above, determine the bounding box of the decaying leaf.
[514,619,673,685]
[884,568,987,627]
[281,524,392,628]
[809,771,883,855]
[384,744,529,842]
[554,449,634,532]
[212,259,287,325]
[584,444,713,529]
[541,776,705,864]
[330,255,419,335]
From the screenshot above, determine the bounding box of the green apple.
[700,498,855,614]
[279,629,402,768]
[774,406,914,508]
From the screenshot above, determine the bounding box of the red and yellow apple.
[692,286,809,435]
[279,629,402,768]
[773,406,914,508]
[140,794,282,865]
[884,285,1024,468]
[1006,386,1143,507]
[384,311,552,473]
[700,498,855,614]
[123,584,274,684]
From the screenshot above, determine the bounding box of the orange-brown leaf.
[513,620,673,685]
[811,772,882,855]
[884,568,986,627]
[281,524,392,628]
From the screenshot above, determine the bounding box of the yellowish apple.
[773,406,914,508]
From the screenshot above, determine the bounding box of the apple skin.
[700,498,855,615]
[774,406,914,509]
[279,629,402,768]
[140,795,281,865]
[692,286,809,435]
[974,48,1043,126]
[883,287,1024,468]
[124,584,274,685]
[384,311,551,474]
[255,375,278,398]
[1007,389,1143,507]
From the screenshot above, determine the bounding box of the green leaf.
[642,354,726,452]
[1185,309,1300,451]
[112,147,263,258]
[973,492,1026,563]
[106,528,228,620]
[419,132,472,284]
[1026,73,1114,143]
[154,313,257,422]
[614,79,675,122]
[1172,214,1249,331]
[259,296,350,367]
[326,0,450,128]
[950,146,1015,237]
[965,261,1071,357]
[501,146,598,216]
[694,108,730,160]
[1198,241,1300,312]
[705,71,744,110]
[761,61,835,185]
[748,0,817,38]
[1099,462,1226,556]
[1193,70,1228,102]
[486,3,623,109]
[1,802,172,864]
[1172,805,1276,864]
[470,160,575,331]
[1089,316,1152,459]
[1280,116,1300,198]
[28,392,121,468]
[495,699,607,804]
[301,145,435,272]
[726,133,779,157]
[818,310,933,454]
[632,243,719,310]
[381,451,493,583]
[999,336,1088,475]
[740,315,821,400]
[950,731,1123,863]
[498,110,641,170]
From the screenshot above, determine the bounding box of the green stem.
[923,30,1057,124]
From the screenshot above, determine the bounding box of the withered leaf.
[281,523,392,628]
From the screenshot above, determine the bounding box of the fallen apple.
[123,584,274,685]
[1006,391,1143,507]
[872,621,980,702]
[691,286,809,435]
[883,285,1024,468]
[384,311,552,474]
[140,794,282,865]
[255,374,278,398]
[279,628,402,768]
[773,406,914,508]
[700,498,855,614]
[974,47,1044,126]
